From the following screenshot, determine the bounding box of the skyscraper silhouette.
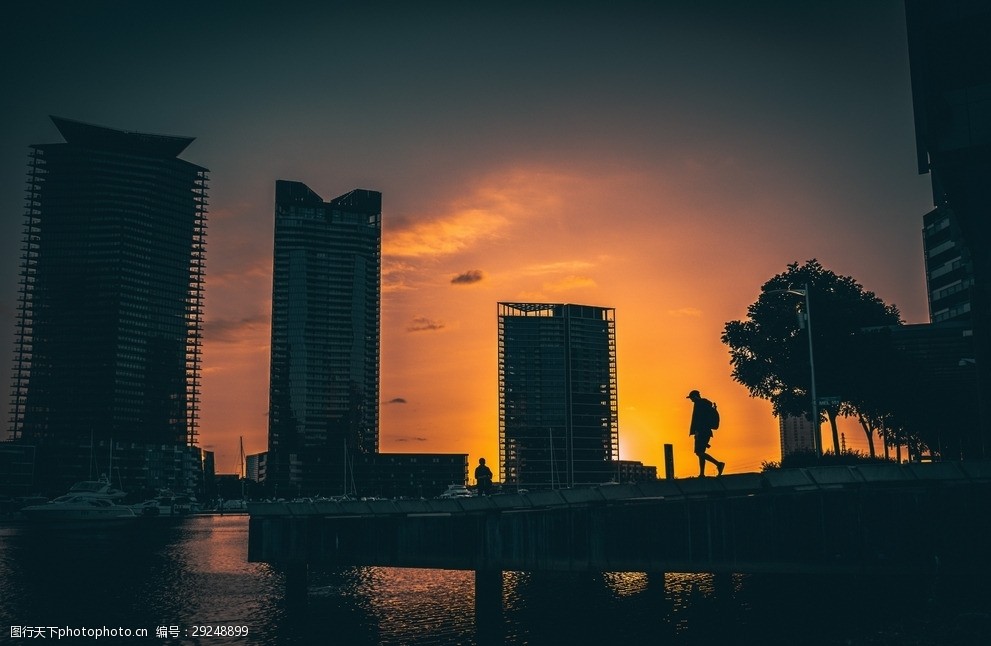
[267,181,381,497]
[9,116,207,494]
[498,303,619,489]
[906,0,991,458]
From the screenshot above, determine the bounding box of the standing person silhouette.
[474,457,493,495]
[687,390,725,477]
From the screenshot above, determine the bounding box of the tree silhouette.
[842,326,909,457]
[722,260,901,455]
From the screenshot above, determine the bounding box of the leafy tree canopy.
[722,260,901,427]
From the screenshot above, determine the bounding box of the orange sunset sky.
[1,2,936,479]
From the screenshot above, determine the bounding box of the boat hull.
[20,496,138,526]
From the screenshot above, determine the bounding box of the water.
[1,515,987,645]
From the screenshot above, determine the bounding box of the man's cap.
[686,390,700,399]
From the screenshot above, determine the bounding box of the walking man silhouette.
[687,390,725,477]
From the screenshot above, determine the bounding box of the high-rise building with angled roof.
[267,181,381,497]
[8,116,208,494]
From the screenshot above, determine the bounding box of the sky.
[1,1,936,480]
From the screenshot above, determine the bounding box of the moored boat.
[18,473,135,526]
[62,475,127,501]
[20,494,137,524]
[130,492,201,517]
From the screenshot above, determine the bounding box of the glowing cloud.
[384,209,507,258]
[407,316,446,333]
[382,166,577,261]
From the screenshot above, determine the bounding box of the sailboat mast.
[239,436,246,499]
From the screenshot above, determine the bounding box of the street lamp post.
[768,284,820,456]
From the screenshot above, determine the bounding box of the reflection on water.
[601,571,650,597]
[1,515,987,645]
[0,516,284,645]
[310,567,477,645]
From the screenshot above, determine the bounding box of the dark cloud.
[451,269,485,285]
[386,397,407,404]
[394,436,428,442]
[407,316,445,333]
[204,314,270,343]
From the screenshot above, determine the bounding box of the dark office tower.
[923,207,974,326]
[906,0,991,458]
[9,116,207,493]
[268,181,381,497]
[498,303,619,489]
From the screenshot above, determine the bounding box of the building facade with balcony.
[8,116,207,495]
[266,181,382,497]
[498,303,620,489]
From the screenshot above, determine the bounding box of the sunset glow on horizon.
[197,157,933,480]
[2,2,937,483]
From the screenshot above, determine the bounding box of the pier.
[248,461,991,601]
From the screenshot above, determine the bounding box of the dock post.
[474,569,502,645]
[664,444,675,480]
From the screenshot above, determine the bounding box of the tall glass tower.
[267,181,381,497]
[498,303,619,489]
[9,116,207,493]
[906,0,991,459]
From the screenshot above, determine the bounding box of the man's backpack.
[707,401,720,430]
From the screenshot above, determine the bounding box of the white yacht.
[62,475,127,501]
[19,474,135,524]
[20,494,137,523]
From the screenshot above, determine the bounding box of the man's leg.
[699,453,726,476]
[702,453,725,475]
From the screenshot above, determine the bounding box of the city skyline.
[2,2,935,479]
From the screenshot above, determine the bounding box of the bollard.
[664,444,675,480]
